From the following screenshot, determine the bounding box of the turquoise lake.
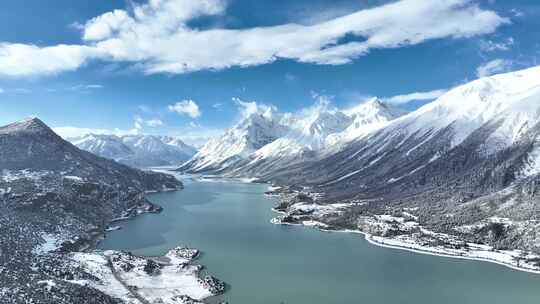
[99,177,540,304]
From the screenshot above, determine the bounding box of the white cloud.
[479,37,514,52]
[212,103,223,110]
[134,116,144,129]
[233,97,276,119]
[285,73,297,81]
[53,126,138,139]
[82,9,134,41]
[168,99,201,118]
[134,116,163,128]
[146,118,164,127]
[85,84,103,89]
[383,89,448,104]
[179,127,224,148]
[0,43,101,77]
[0,88,3,94]
[66,84,104,91]
[0,0,508,77]
[476,59,513,77]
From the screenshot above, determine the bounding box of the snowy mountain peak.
[344,98,407,123]
[0,117,56,136]
[325,99,408,145]
[181,96,408,173]
[184,112,289,172]
[403,65,540,149]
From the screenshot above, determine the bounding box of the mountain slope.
[327,98,408,145]
[70,134,197,167]
[179,99,407,175]
[71,134,133,160]
[268,66,540,257]
[179,111,290,173]
[0,118,182,304]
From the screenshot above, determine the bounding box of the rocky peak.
[0,117,57,136]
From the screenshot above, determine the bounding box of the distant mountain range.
[179,65,540,256]
[69,134,197,168]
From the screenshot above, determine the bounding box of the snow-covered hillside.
[326,98,408,145]
[269,65,540,195]
[70,134,197,167]
[397,65,540,151]
[179,98,407,174]
[71,134,133,160]
[180,110,290,172]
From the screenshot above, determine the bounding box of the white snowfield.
[69,249,212,304]
[387,65,540,152]
[366,235,540,274]
[522,146,540,177]
[32,233,62,255]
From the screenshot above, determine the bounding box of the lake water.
[99,177,540,304]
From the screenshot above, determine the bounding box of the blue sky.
[0,0,539,146]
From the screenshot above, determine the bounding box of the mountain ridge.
[69,133,197,168]
[178,98,408,174]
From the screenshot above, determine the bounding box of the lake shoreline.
[73,177,225,304]
[271,216,540,275]
[181,175,540,276]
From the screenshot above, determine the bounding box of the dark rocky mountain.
[0,118,182,304]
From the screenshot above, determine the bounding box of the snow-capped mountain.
[179,97,407,175]
[326,98,408,145]
[275,65,540,188]
[71,134,133,160]
[70,134,197,167]
[179,111,290,173]
[267,65,540,258]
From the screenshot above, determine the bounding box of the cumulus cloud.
[0,43,101,77]
[383,89,448,104]
[0,0,508,77]
[168,99,201,118]
[476,58,513,77]
[233,97,276,119]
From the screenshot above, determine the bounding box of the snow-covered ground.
[69,247,219,304]
[32,233,63,255]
